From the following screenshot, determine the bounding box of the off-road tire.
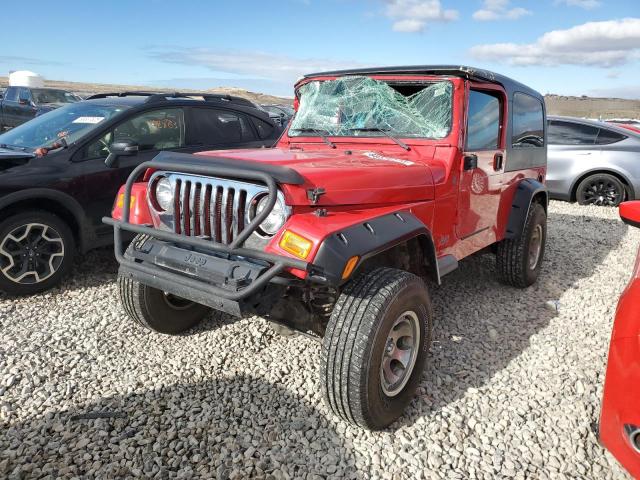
[0,210,75,295]
[321,267,432,430]
[576,173,625,207]
[117,235,210,335]
[496,202,546,288]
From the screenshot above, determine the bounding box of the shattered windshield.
[289,76,452,139]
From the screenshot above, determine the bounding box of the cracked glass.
[289,76,452,139]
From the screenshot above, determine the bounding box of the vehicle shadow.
[396,210,628,427]
[0,375,362,479]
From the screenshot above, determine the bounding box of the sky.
[1,0,638,99]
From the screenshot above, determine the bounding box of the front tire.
[496,202,546,288]
[118,235,210,334]
[0,210,75,295]
[321,267,432,430]
[576,173,625,206]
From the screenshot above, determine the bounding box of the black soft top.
[304,65,543,101]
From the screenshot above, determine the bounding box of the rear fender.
[504,179,548,239]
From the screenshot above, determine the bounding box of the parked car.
[611,122,640,135]
[0,91,280,295]
[599,200,640,478]
[546,116,640,206]
[0,86,79,130]
[107,65,548,429]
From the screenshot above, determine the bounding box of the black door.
[71,107,198,240]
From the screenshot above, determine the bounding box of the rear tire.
[321,267,432,430]
[496,202,546,288]
[576,173,625,206]
[117,235,210,334]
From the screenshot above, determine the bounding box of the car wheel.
[496,202,547,288]
[0,211,75,295]
[117,235,210,335]
[576,173,625,206]
[321,267,432,430]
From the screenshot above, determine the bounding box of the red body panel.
[112,73,546,281]
[600,203,640,478]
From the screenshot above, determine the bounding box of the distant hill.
[0,77,292,106]
[1,77,638,119]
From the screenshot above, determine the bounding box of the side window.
[82,108,185,159]
[547,121,598,145]
[187,108,256,146]
[4,87,18,102]
[251,117,275,140]
[595,128,627,145]
[512,93,544,147]
[466,90,501,150]
[18,88,32,102]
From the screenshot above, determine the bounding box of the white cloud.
[470,18,640,67]
[555,0,601,9]
[473,0,531,21]
[147,47,361,83]
[384,0,458,33]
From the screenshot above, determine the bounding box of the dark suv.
[0,92,281,295]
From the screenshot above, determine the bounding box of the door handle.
[463,154,478,171]
[493,153,504,171]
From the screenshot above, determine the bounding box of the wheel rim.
[581,179,622,206]
[380,310,420,397]
[162,292,193,310]
[0,223,64,285]
[528,224,543,270]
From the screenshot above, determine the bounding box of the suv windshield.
[31,88,79,104]
[289,76,452,139]
[0,103,128,149]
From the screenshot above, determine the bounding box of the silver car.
[547,116,640,206]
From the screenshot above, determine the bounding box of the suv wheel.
[576,173,625,206]
[321,267,432,430]
[496,202,547,288]
[117,235,210,335]
[0,211,74,295]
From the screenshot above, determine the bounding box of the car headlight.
[254,194,287,236]
[154,177,173,212]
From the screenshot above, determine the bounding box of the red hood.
[194,147,435,206]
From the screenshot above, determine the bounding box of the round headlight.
[154,177,173,212]
[254,195,287,236]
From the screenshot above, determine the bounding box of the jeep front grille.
[148,172,280,245]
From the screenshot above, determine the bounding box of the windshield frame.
[288,76,455,142]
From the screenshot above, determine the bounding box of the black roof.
[303,65,543,100]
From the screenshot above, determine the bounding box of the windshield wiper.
[348,128,410,151]
[0,143,29,152]
[292,128,336,148]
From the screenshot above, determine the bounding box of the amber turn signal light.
[279,230,313,259]
[342,256,359,280]
[116,193,136,209]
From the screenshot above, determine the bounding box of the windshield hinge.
[307,187,326,205]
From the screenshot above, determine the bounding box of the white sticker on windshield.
[72,116,105,124]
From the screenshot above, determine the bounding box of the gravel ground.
[0,200,635,479]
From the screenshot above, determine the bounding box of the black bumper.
[104,153,309,315]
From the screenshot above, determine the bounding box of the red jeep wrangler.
[106,66,548,429]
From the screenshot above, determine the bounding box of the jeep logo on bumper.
[184,253,207,267]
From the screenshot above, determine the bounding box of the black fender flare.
[0,188,89,251]
[310,211,441,286]
[504,179,548,239]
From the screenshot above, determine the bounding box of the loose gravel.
[0,201,635,479]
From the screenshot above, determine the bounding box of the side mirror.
[104,140,139,169]
[619,201,640,228]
